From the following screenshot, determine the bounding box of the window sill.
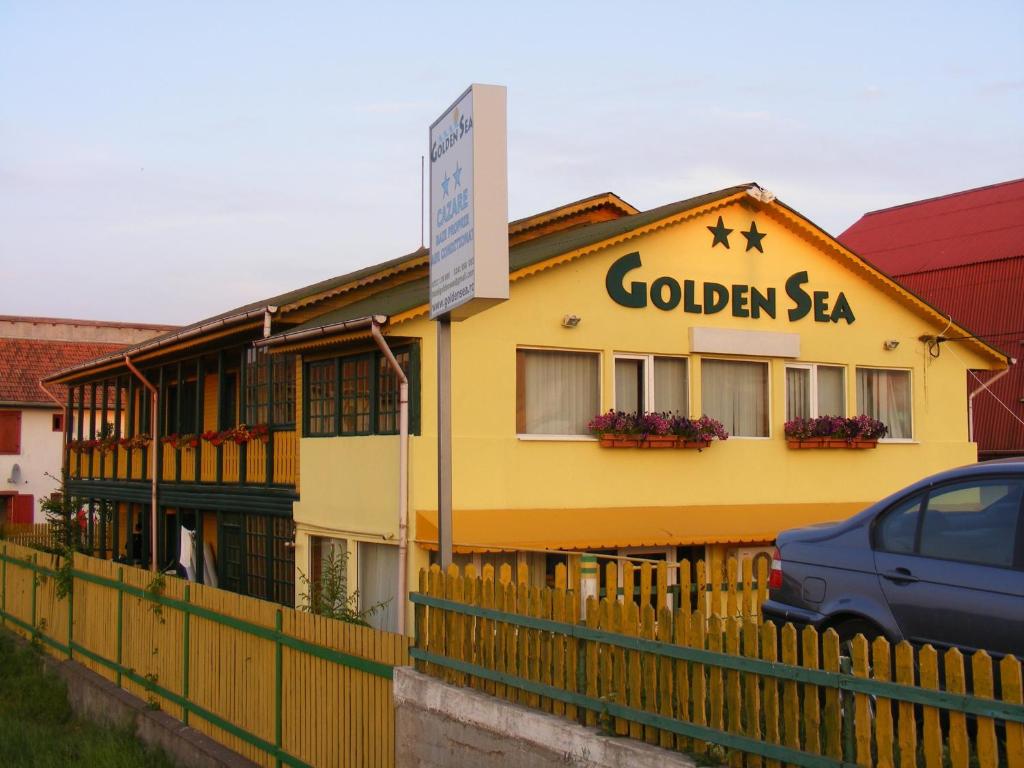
[516,434,597,442]
[879,439,918,444]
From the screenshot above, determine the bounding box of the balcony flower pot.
[597,434,634,447]
[678,439,712,449]
[641,435,678,449]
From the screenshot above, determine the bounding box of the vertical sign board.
[429,84,509,566]
[429,84,509,319]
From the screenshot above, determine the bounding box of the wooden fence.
[0,541,411,768]
[0,522,58,551]
[413,563,1024,768]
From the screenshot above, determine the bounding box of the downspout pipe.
[370,322,410,635]
[125,355,160,573]
[968,357,1016,443]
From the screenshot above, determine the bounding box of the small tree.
[297,546,388,627]
[40,470,84,554]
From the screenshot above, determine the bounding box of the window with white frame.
[516,349,600,435]
[785,364,846,420]
[358,542,399,632]
[614,355,688,414]
[701,358,769,437]
[856,367,912,439]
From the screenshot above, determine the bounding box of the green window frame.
[306,360,337,436]
[340,354,373,435]
[303,343,420,437]
[271,354,296,427]
[245,349,296,427]
[377,348,411,434]
[217,512,295,606]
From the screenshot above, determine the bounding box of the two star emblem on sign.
[440,163,464,197]
[707,216,766,253]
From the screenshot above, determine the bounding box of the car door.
[873,477,1024,657]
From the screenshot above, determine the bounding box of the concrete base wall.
[394,667,702,768]
[24,639,256,768]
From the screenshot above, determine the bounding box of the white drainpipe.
[370,322,410,635]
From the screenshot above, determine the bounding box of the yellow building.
[46,184,1007,633]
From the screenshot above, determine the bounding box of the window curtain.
[702,359,769,437]
[817,366,845,416]
[614,359,644,412]
[358,542,400,633]
[518,350,599,435]
[857,368,911,438]
[785,368,810,420]
[653,357,688,415]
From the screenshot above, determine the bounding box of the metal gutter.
[43,306,279,383]
[370,322,410,635]
[253,315,386,348]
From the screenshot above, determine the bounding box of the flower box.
[786,437,879,449]
[599,434,641,448]
[589,410,728,450]
[678,439,712,449]
[641,435,678,449]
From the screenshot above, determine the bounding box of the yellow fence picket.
[873,637,895,768]
[708,615,725,745]
[656,561,668,611]
[641,604,658,745]
[801,625,822,756]
[821,629,841,762]
[759,622,780,768]
[563,590,578,722]
[851,634,873,768]
[673,608,691,753]
[945,648,969,768]
[919,645,942,768]
[726,558,738,621]
[894,642,917,768]
[726,617,743,767]
[1001,655,1023,768]
[741,557,754,622]
[971,650,997,768]
[657,605,674,750]
[640,561,652,610]
[781,624,801,753]
[742,620,761,768]
[552,584,566,718]
[689,610,707,756]
[584,596,599,728]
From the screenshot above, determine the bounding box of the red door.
[11,494,34,524]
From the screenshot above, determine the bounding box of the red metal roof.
[0,338,127,406]
[840,180,1024,457]
[838,178,1024,275]
[896,259,1024,457]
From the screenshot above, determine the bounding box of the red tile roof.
[838,178,1024,275]
[0,338,127,405]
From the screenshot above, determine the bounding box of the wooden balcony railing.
[69,429,298,487]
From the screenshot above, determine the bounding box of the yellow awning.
[415,502,871,553]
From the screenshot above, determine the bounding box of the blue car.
[762,459,1024,658]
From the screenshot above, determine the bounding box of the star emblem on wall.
[453,163,463,189]
[707,216,733,249]
[441,172,451,197]
[741,221,767,253]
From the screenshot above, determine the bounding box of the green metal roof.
[273,184,753,338]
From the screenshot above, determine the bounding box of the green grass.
[0,630,176,768]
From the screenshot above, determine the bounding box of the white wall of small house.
[0,407,64,522]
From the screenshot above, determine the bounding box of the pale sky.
[1,1,1022,325]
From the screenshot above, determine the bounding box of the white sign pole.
[429,84,508,567]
